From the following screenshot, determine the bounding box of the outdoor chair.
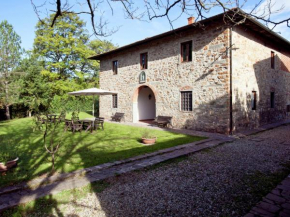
[71,120,83,133]
[58,112,66,123]
[111,112,124,122]
[47,114,58,123]
[154,116,173,128]
[36,115,47,124]
[64,119,73,132]
[95,117,105,130]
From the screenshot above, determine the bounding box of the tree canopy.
[33,13,99,78]
[0,20,23,119]
[0,14,117,119]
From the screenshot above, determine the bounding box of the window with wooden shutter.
[271,51,275,69]
[251,91,257,110]
[181,91,192,111]
[140,53,148,69]
[181,41,192,62]
[112,94,118,108]
[270,92,275,108]
[112,60,118,74]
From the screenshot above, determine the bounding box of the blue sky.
[0,0,289,50]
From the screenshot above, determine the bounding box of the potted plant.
[141,129,157,145]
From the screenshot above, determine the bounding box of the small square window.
[270,92,275,108]
[181,91,192,111]
[271,51,275,69]
[287,105,290,112]
[181,41,192,62]
[112,94,118,108]
[140,53,148,69]
[251,91,257,110]
[112,60,118,74]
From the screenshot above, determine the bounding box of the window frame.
[270,92,275,108]
[181,41,192,63]
[112,60,118,75]
[140,52,148,70]
[112,94,118,108]
[251,91,257,110]
[287,105,290,112]
[271,51,275,69]
[180,91,193,112]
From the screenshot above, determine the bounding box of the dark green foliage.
[33,13,99,78]
[0,20,23,119]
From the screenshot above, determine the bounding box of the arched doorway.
[133,85,156,123]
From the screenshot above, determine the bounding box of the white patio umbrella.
[68,88,117,117]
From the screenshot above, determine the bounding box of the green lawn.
[0,112,205,187]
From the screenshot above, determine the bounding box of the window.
[112,94,118,108]
[181,91,192,111]
[251,91,257,110]
[112,60,118,74]
[181,41,192,62]
[140,53,148,69]
[139,71,146,83]
[270,92,275,108]
[271,51,275,69]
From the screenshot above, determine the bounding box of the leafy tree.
[18,53,51,116]
[33,13,98,78]
[32,14,117,114]
[0,20,22,120]
[89,40,117,55]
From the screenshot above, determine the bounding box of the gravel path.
[25,125,290,216]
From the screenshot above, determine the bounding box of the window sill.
[180,110,193,113]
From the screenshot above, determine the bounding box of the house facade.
[90,11,290,134]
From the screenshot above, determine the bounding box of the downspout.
[229,27,233,135]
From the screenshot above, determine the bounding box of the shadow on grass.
[0,115,205,216]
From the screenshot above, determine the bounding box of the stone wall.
[232,26,290,131]
[99,22,231,133]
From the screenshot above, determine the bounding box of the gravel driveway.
[27,125,290,216]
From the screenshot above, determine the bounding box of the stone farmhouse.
[90,10,290,134]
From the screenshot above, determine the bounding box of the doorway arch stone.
[132,85,157,122]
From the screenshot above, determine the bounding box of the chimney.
[187,17,195,25]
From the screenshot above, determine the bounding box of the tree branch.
[30,0,289,37]
[51,0,62,27]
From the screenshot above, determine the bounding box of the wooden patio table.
[79,118,95,133]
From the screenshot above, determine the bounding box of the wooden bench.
[154,116,173,128]
[111,113,124,122]
[95,117,105,130]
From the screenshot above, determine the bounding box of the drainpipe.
[229,27,233,135]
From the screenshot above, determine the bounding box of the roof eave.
[88,9,290,60]
[88,12,226,60]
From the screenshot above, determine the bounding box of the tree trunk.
[28,111,32,117]
[51,152,55,174]
[5,105,10,120]
[5,80,10,120]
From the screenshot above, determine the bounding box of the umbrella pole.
[93,95,95,117]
